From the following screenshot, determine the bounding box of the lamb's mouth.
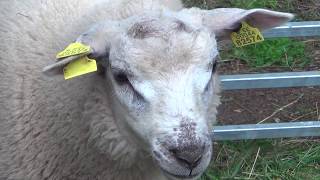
[160,167,200,179]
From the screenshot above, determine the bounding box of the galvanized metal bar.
[213,121,320,141]
[263,21,320,38]
[214,22,320,140]
[220,71,320,90]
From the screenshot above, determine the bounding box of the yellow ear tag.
[63,56,97,80]
[56,42,91,59]
[231,22,264,48]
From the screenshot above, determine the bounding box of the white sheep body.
[0,0,182,179]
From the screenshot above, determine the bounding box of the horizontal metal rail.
[220,21,320,90]
[213,121,320,141]
[263,21,320,38]
[215,22,320,140]
[220,71,320,90]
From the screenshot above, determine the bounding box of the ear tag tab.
[63,56,97,80]
[56,42,91,59]
[231,22,264,48]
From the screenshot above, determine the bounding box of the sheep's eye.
[114,72,129,85]
[115,73,129,84]
[203,61,217,93]
[111,68,145,103]
[212,61,217,72]
[208,61,217,73]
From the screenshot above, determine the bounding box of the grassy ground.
[202,139,320,180]
[220,38,310,69]
[181,0,320,179]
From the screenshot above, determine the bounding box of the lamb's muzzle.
[152,123,212,179]
[169,143,205,169]
[153,142,212,179]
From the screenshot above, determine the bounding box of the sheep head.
[43,8,293,180]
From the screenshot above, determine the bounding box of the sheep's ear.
[43,21,122,76]
[200,8,294,40]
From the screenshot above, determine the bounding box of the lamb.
[0,0,293,179]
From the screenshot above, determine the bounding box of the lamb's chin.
[163,173,200,180]
[160,167,201,180]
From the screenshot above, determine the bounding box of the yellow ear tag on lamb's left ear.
[63,56,97,80]
[231,22,264,48]
[56,42,91,59]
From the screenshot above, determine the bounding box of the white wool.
[0,1,182,179]
[0,0,293,179]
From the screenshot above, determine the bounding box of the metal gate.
[214,21,320,141]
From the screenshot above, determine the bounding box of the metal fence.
[214,21,320,141]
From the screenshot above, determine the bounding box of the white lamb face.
[44,7,293,180]
[107,15,218,179]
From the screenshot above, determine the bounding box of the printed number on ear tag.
[231,22,264,48]
[56,42,91,59]
[63,56,97,80]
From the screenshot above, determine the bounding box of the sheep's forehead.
[111,16,217,79]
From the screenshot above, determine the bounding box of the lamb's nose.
[169,143,205,169]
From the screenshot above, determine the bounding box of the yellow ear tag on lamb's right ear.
[231,22,264,48]
[56,42,91,59]
[63,56,97,80]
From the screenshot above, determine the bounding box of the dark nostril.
[169,146,204,169]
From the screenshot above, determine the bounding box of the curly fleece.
[0,0,183,179]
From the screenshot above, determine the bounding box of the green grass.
[183,0,279,9]
[229,0,278,9]
[201,139,320,180]
[221,38,310,69]
[183,0,320,21]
